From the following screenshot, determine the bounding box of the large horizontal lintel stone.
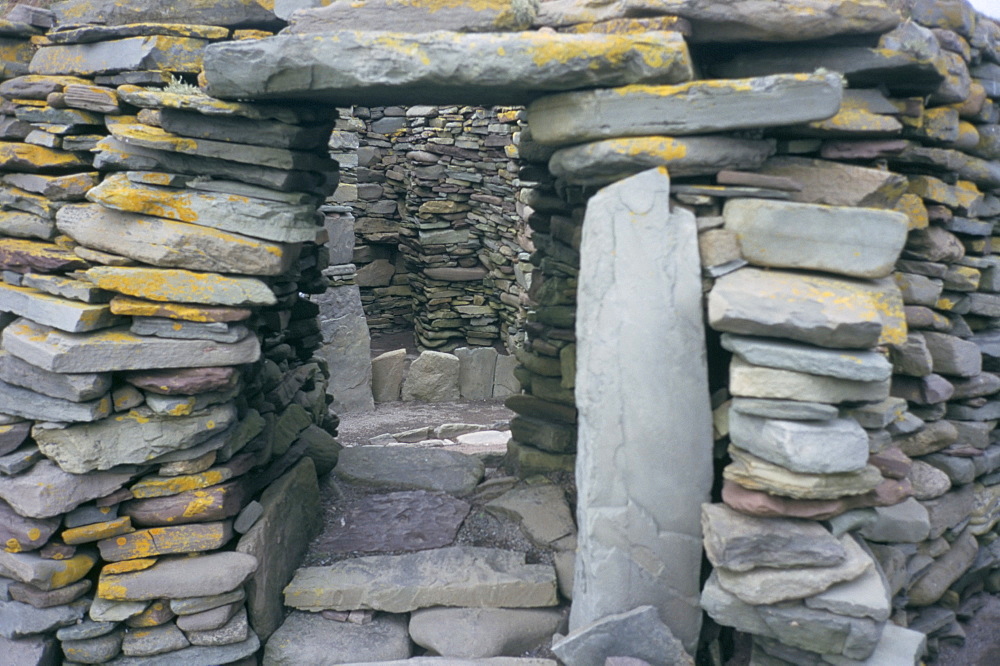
[527,73,842,146]
[86,266,276,307]
[56,204,298,276]
[723,198,908,279]
[87,174,320,244]
[537,0,901,43]
[2,319,260,373]
[29,36,207,76]
[548,135,775,186]
[202,30,694,106]
[283,0,531,31]
[49,0,281,29]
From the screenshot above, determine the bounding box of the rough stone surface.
[0,351,110,402]
[203,31,694,106]
[724,198,907,278]
[527,73,842,146]
[754,156,908,207]
[49,0,279,28]
[86,266,276,307]
[721,334,891,381]
[571,169,711,653]
[456,346,498,400]
[409,607,564,658]
[0,459,131,519]
[284,547,557,613]
[371,349,406,403]
[724,448,884,500]
[552,605,693,666]
[335,446,484,496]
[264,612,411,666]
[97,552,257,601]
[316,283,374,412]
[729,357,891,404]
[728,411,870,474]
[402,350,461,402]
[236,458,321,641]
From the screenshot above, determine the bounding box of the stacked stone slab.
[0,2,343,664]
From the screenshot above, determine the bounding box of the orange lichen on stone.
[102,558,158,575]
[62,515,134,545]
[109,295,252,322]
[50,552,98,590]
[130,469,231,499]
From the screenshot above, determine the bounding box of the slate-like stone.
[235,458,321,641]
[322,490,470,554]
[701,503,845,572]
[0,459,131,519]
[0,378,109,423]
[0,143,90,173]
[724,198,907,279]
[0,598,87,639]
[3,319,260,373]
[171,588,246,617]
[715,534,871,605]
[752,156,908,208]
[0,351,110,402]
[9,578,90,609]
[203,31,694,106]
[95,266,275,309]
[335,446,484,496]
[29,35,207,76]
[0,498,59,553]
[528,73,841,146]
[549,135,774,186]
[571,169,710,652]
[284,547,557,613]
[908,460,952,500]
[410,607,564,659]
[728,411,870,474]
[121,621,189,656]
[858,498,931,543]
[909,527,979,606]
[57,204,296,277]
[87,174,319,244]
[124,366,237,396]
[552,605,692,666]
[921,331,982,377]
[264,611,411,666]
[456,346,498,400]
[33,403,235,473]
[98,552,257,601]
[282,0,529,29]
[486,483,575,548]
[184,605,249,646]
[98,522,233,562]
[729,357,890,404]
[315,283,374,412]
[722,334,891,382]
[0,280,121,333]
[709,268,888,349]
[0,548,96,591]
[49,0,278,28]
[724,448,883,500]
[728,398,838,421]
[371,349,406,402]
[157,107,333,151]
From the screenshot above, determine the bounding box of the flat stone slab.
[721,334,891,381]
[284,546,558,613]
[57,204,297,277]
[552,605,693,666]
[729,357,890,404]
[0,459,132,519]
[34,403,236,473]
[264,611,411,666]
[754,156,909,207]
[709,268,899,348]
[701,503,846,572]
[30,36,207,76]
[321,490,470,554]
[724,448,884,500]
[486,484,575,548]
[102,634,260,666]
[202,31,694,106]
[86,266,276,306]
[3,319,260,373]
[49,0,280,29]
[548,136,774,186]
[97,551,257,601]
[0,377,109,423]
[528,73,842,146]
[88,173,320,243]
[724,198,907,278]
[728,411,870,474]
[409,607,564,659]
[0,282,121,333]
[0,598,88,639]
[335,446,484,496]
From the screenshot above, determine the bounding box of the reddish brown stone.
[124,366,238,396]
[869,448,913,480]
[721,479,852,520]
[0,239,88,274]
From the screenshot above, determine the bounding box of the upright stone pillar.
[571,167,712,653]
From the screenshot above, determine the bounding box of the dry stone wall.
[0,2,342,663]
[332,104,532,352]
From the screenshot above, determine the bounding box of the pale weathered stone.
[335,446,484,496]
[57,204,296,277]
[549,136,774,186]
[371,349,406,402]
[714,534,872,605]
[728,411,869,474]
[3,319,260,373]
[97,552,258,601]
[236,458,321,641]
[402,350,460,402]
[858,498,931,543]
[721,334,891,382]
[285,547,557,613]
[0,548,96,591]
[86,266,276,307]
[264,612,411,666]
[553,606,693,666]
[921,331,982,377]
[486,483,575,548]
[30,36,208,76]
[131,317,248,344]
[571,169,710,652]
[0,459,131,518]
[724,448,884,500]
[203,31,694,106]
[456,346,498,400]
[0,350,109,402]
[753,156,908,208]
[409,607,564,659]
[49,0,279,29]
[315,284,374,412]
[282,0,531,30]
[729,357,890,404]
[909,527,979,606]
[709,268,888,349]
[701,503,845,572]
[724,198,907,278]
[527,73,842,146]
[0,281,121,333]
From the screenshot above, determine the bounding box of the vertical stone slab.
[571,167,712,653]
[316,281,375,412]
